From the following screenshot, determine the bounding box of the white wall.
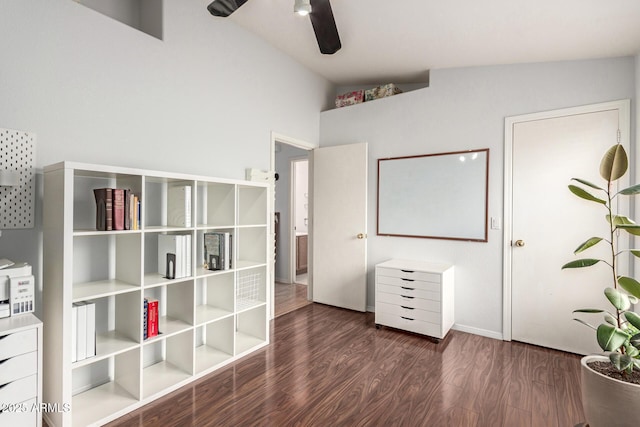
[0,0,333,318]
[320,57,637,338]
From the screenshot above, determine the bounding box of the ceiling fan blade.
[309,0,341,55]
[207,0,249,17]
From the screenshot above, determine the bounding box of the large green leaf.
[570,177,604,191]
[618,276,640,299]
[605,287,631,311]
[607,215,635,226]
[610,353,635,371]
[629,250,640,258]
[631,333,640,348]
[600,144,628,182]
[568,185,607,204]
[573,237,603,254]
[619,183,640,195]
[562,259,601,269]
[626,345,640,358]
[597,323,628,351]
[617,224,640,236]
[625,312,640,330]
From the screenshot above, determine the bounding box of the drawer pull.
[400,306,414,310]
[401,295,415,299]
[401,270,415,273]
[401,286,415,291]
[401,278,415,282]
[401,316,415,321]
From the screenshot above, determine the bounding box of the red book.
[147,299,159,338]
[113,189,125,231]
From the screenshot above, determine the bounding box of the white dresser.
[0,314,42,427]
[375,259,454,341]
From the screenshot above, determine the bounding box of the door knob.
[357,233,366,239]
[514,240,525,247]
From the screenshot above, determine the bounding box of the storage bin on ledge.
[335,90,364,108]
[365,83,402,101]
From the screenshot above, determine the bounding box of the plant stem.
[608,182,625,345]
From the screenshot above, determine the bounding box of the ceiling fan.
[207,0,342,55]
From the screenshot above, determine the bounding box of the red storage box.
[335,90,364,108]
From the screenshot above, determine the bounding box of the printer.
[0,261,35,318]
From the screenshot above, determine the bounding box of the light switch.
[491,217,501,230]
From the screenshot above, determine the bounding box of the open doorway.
[271,133,313,318]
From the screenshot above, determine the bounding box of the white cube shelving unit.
[43,162,270,427]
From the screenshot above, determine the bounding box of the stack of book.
[204,232,232,271]
[71,301,96,363]
[143,298,159,340]
[93,188,141,231]
[158,234,192,279]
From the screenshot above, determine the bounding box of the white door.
[312,143,368,312]
[507,101,630,355]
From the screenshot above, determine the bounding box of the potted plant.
[562,143,640,426]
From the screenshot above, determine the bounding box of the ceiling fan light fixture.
[294,0,312,16]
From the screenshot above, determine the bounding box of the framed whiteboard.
[377,148,489,241]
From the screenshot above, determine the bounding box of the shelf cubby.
[144,281,194,341]
[197,181,235,227]
[72,292,141,369]
[142,331,193,399]
[236,266,266,312]
[195,272,234,325]
[236,226,267,268]
[72,348,141,426]
[144,177,195,230]
[235,305,267,356]
[73,233,142,290]
[195,317,234,374]
[72,171,143,233]
[143,231,195,287]
[238,185,267,226]
[195,228,235,276]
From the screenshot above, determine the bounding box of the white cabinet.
[43,162,270,427]
[0,314,42,427]
[375,259,454,341]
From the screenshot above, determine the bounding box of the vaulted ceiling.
[215,0,640,85]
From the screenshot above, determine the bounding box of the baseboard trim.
[452,324,503,341]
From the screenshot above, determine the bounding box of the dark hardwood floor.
[105,304,584,427]
[274,282,312,318]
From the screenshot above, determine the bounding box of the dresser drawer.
[0,397,37,426]
[376,312,442,338]
[377,283,440,301]
[377,267,441,283]
[376,292,440,312]
[0,351,37,385]
[0,328,37,360]
[0,374,37,406]
[376,275,441,292]
[376,301,441,324]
